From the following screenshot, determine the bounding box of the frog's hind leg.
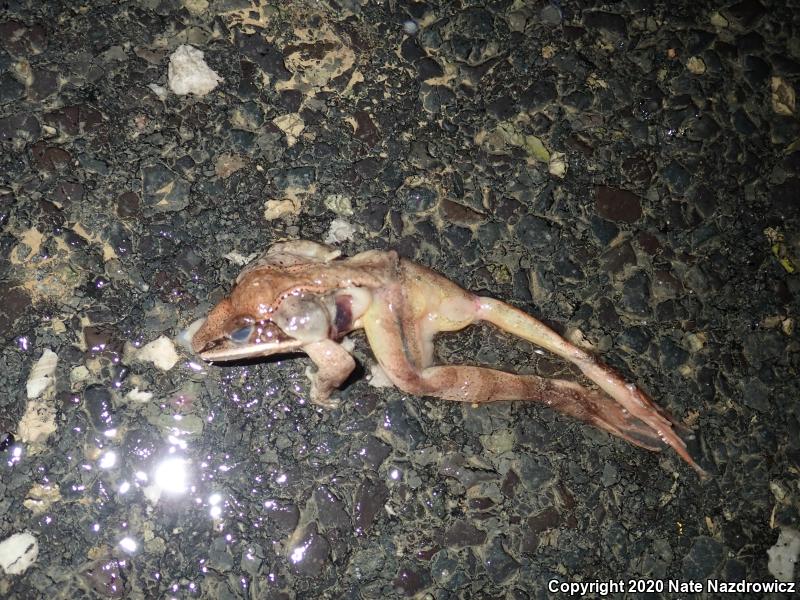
[475,297,707,477]
[402,362,676,453]
[363,292,704,471]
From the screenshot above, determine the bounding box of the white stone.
[548,152,567,178]
[768,527,800,582]
[26,348,57,399]
[17,398,57,444]
[403,20,419,35]
[324,218,357,244]
[263,198,300,221]
[0,532,39,575]
[70,365,90,386]
[167,44,222,96]
[125,387,154,403]
[223,251,258,266]
[137,336,180,371]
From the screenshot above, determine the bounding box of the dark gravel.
[1,1,798,598]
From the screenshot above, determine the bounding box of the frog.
[191,240,707,477]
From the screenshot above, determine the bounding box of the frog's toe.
[309,386,341,409]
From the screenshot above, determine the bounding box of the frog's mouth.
[193,320,304,362]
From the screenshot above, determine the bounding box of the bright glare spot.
[210,505,222,519]
[93,523,100,532]
[135,470,148,482]
[119,537,138,553]
[167,436,188,450]
[290,541,310,564]
[154,457,189,495]
[99,451,117,469]
[209,493,222,505]
[390,469,400,480]
[104,428,118,438]
[173,414,183,421]
[119,481,131,494]
[275,473,287,484]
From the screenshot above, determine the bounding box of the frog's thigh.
[363,296,521,401]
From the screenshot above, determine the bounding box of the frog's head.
[191,270,336,362]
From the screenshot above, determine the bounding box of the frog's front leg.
[302,339,355,409]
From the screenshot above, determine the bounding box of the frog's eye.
[225,317,255,344]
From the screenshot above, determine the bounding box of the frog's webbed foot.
[302,339,355,409]
[477,297,708,478]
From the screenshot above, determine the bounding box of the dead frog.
[192,240,707,477]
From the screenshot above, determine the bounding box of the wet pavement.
[1,0,799,598]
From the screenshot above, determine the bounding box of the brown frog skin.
[192,240,707,478]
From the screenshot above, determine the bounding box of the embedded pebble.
[17,398,57,445]
[125,387,154,403]
[595,186,642,223]
[548,151,567,178]
[69,365,90,386]
[214,153,246,178]
[263,198,300,220]
[23,483,61,515]
[771,76,796,116]
[479,536,519,583]
[402,20,419,35]
[167,44,222,96]
[147,83,168,99]
[353,478,389,535]
[26,348,57,399]
[0,532,39,575]
[768,527,800,582]
[324,193,354,216]
[223,251,258,266]
[83,385,116,430]
[286,523,330,577]
[402,187,437,212]
[540,4,562,25]
[324,218,357,244]
[687,56,706,74]
[135,336,179,371]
